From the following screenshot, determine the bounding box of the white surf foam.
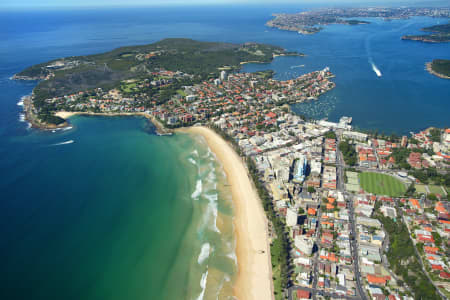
[52,140,74,146]
[191,149,199,157]
[17,99,24,106]
[197,243,211,265]
[191,180,202,199]
[18,113,26,122]
[205,170,216,184]
[188,158,197,165]
[227,251,237,265]
[204,193,220,233]
[62,126,73,131]
[196,270,209,300]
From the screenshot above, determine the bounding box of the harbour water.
[0,4,449,299]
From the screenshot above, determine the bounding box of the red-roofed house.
[367,274,387,286]
[296,289,311,299]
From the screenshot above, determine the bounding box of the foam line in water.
[196,270,208,300]
[191,180,202,199]
[197,243,211,265]
[204,193,220,233]
[188,158,197,165]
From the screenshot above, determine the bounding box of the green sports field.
[358,172,406,197]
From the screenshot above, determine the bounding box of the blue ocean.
[0,4,449,300]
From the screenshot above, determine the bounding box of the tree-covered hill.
[16,38,294,101]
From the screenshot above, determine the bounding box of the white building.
[342,130,368,142]
[185,94,196,101]
[295,235,314,255]
[220,70,228,81]
[286,207,298,227]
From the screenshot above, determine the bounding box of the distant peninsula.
[14,38,307,129]
[426,59,450,79]
[266,7,450,35]
[402,23,450,43]
[14,38,327,130]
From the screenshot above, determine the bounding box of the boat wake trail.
[370,60,382,77]
[51,140,74,146]
[365,34,382,77]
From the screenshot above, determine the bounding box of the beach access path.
[177,126,274,300]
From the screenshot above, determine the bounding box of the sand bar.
[177,126,273,300]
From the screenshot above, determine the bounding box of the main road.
[336,131,368,300]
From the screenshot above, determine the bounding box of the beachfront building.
[295,235,314,256]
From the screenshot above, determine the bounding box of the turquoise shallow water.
[0,116,235,299]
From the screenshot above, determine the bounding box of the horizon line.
[2,1,449,11]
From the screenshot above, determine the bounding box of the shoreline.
[425,62,450,79]
[177,126,274,300]
[54,111,172,134]
[22,96,70,130]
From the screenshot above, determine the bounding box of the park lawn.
[358,172,406,197]
[428,185,444,195]
[176,89,186,97]
[415,184,427,194]
[121,82,137,93]
[270,237,285,300]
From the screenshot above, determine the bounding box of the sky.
[1,0,447,9]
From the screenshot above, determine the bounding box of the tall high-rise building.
[220,70,228,81]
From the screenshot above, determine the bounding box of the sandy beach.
[178,126,273,300]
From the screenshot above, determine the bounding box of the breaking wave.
[195,270,208,300]
[197,242,211,265]
[204,192,220,233]
[191,179,202,199]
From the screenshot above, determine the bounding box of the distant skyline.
[2,0,449,9]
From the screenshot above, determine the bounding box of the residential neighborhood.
[35,65,449,299]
